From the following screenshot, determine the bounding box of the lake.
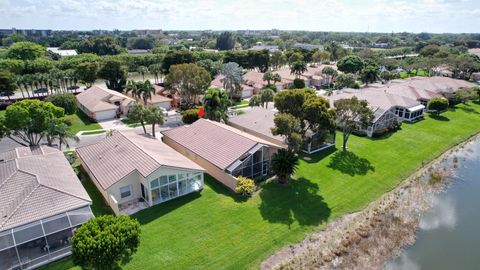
[386,139,480,270]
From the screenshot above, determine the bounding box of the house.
[229,106,335,154]
[76,131,205,215]
[46,47,77,56]
[161,119,282,191]
[293,43,324,51]
[249,45,279,52]
[371,42,389,48]
[130,84,173,110]
[211,71,280,98]
[274,65,337,89]
[328,88,425,137]
[0,146,93,270]
[76,86,135,121]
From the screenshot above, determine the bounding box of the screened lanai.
[228,144,271,179]
[0,206,93,270]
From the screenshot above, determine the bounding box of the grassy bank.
[44,102,480,270]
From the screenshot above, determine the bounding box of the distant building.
[127,49,151,55]
[293,43,324,51]
[340,43,354,50]
[47,47,77,57]
[371,42,389,48]
[0,28,52,37]
[132,29,163,37]
[249,45,279,52]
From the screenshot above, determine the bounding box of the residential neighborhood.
[1,1,480,270]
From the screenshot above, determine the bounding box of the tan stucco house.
[161,119,282,191]
[76,131,205,215]
[76,86,135,121]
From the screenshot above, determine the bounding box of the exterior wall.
[152,101,171,110]
[241,89,254,98]
[94,110,117,121]
[228,122,287,149]
[106,170,144,206]
[162,136,238,191]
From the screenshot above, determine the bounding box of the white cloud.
[0,0,478,32]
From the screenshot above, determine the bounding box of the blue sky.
[0,0,479,33]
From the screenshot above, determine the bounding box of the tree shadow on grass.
[428,113,450,121]
[300,146,337,163]
[327,151,375,176]
[258,178,331,227]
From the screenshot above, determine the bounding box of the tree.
[427,97,449,114]
[162,50,194,74]
[335,73,358,89]
[6,41,45,60]
[76,62,98,87]
[312,50,331,65]
[203,88,230,123]
[262,71,281,86]
[270,51,287,70]
[221,62,243,100]
[137,66,149,81]
[293,78,306,89]
[270,149,299,184]
[290,61,307,78]
[164,63,211,108]
[288,52,304,66]
[360,63,380,85]
[77,36,124,56]
[259,88,274,108]
[216,32,235,50]
[44,119,78,149]
[249,95,261,107]
[0,71,17,100]
[334,97,374,151]
[72,215,140,270]
[149,63,162,84]
[127,80,156,106]
[46,93,77,114]
[0,99,64,146]
[273,89,336,152]
[337,55,365,74]
[128,104,149,134]
[321,66,337,87]
[145,105,165,137]
[235,176,256,196]
[98,58,128,92]
[181,108,200,124]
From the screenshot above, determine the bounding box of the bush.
[72,215,141,270]
[445,88,476,106]
[46,93,77,115]
[293,78,306,89]
[372,120,402,138]
[182,108,200,124]
[63,119,72,126]
[427,97,449,114]
[235,176,256,196]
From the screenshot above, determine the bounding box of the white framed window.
[120,185,132,199]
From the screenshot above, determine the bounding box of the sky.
[0,0,479,33]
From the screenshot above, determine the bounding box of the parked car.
[34,88,48,94]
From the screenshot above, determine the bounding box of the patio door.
[141,184,148,202]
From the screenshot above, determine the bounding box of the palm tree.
[221,62,243,100]
[128,104,148,134]
[125,80,141,102]
[290,61,307,79]
[148,64,162,84]
[145,105,165,137]
[44,121,79,150]
[139,80,155,106]
[15,75,26,98]
[137,66,149,81]
[270,149,299,185]
[321,66,338,88]
[263,71,274,86]
[203,88,230,123]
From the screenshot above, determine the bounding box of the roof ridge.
[202,119,259,143]
[117,132,163,169]
[40,183,92,203]
[0,183,39,228]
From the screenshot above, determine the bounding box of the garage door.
[95,110,116,121]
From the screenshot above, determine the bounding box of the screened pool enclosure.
[0,206,93,270]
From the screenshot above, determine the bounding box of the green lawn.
[64,111,102,134]
[45,102,480,270]
[400,69,429,79]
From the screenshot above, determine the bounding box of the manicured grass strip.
[44,102,480,270]
[81,130,106,135]
[64,110,102,134]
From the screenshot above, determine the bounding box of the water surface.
[386,140,480,270]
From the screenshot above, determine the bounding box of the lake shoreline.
[261,132,480,270]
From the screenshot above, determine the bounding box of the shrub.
[235,176,256,196]
[182,108,200,124]
[72,215,141,270]
[46,93,77,115]
[445,88,476,106]
[293,78,306,89]
[427,97,449,114]
[63,119,72,126]
[372,120,402,138]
